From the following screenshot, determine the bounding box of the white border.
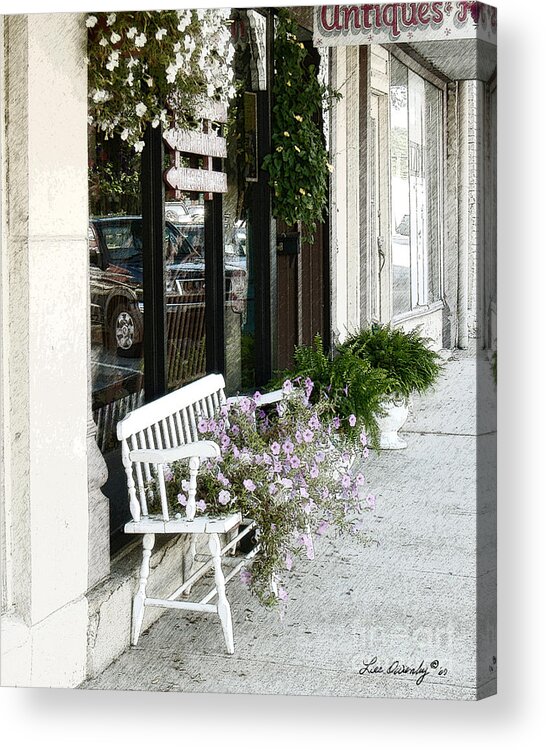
[1,0,545,747]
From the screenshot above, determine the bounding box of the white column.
[1,13,91,687]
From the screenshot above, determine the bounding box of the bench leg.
[208,532,234,654]
[183,537,197,596]
[132,533,155,646]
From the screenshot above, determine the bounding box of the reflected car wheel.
[110,304,142,358]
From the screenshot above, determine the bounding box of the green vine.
[262,9,341,243]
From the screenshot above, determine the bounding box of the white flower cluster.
[88,9,237,150]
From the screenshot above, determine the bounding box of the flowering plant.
[87,10,236,151]
[262,9,341,243]
[150,382,374,608]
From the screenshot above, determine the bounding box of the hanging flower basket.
[87,9,236,151]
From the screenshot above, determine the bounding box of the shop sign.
[314,3,497,46]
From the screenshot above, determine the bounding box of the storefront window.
[89,133,145,548]
[390,58,442,316]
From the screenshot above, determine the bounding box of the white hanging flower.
[106,51,120,71]
[92,89,109,103]
[134,33,147,47]
[134,141,145,153]
[146,77,154,88]
[207,83,215,97]
[155,28,167,40]
[87,115,94,125]
[173,41,181,53]
[106,13,116,26]
[126,71,134,86]
[152,117,160,128]
[166,64,177,84]
[127,27,138,39]
[127,57,138,68]
[120,128,129,141]
[99,37,108,47]
[177,10,192,32]
[135,102,147,117]
[184,34,196,56]
[86,15,98,28]
[110,32,121,44]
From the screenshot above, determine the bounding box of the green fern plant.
[270,335,393,448]
[339,324,442,399]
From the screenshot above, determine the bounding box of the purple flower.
[273,460,282,473]
[316,520,330,536]
[243,479,256,492]
[332,416,341,430]
[232,445,240,458]
[231,424,240,436]
[217,471,230,487]
[208,418,218,432]
[239,397,252,413]
[304,376,314,398]
[197,417,208,434]
[177,493,187,507]
[310,464,319,478]
[163,465,174,482]
[196,499,206,512]
[262,453,272,465]
[300,486,309,499]
[218,489,231,505]
[280,477,293,489]
[268,482,278,495]
[220,434,231,451]
[240,568,252,585]
[271,441,281,456]
[278,586,288,602]
[295,430,303,444]
[302,429,314,443]
[303,500,316,514]
[355,473,365,486]
[285,553,293,571]
[308,414,320,430]
[282,379,293,394]
[341,474,352,489]
[290,455,301,469]
[282,439,294,456]
[348,414,357,427]
[315,451,325,464]
[253,391,262,402]
[367,493,376,510]
[360,430,368,447]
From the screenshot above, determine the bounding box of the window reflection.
[390,58,411,316]
[165,202,207,391]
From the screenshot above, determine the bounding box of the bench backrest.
[117,373,227,522]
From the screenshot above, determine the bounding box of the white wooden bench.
[117,373,282,654]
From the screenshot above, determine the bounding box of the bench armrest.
[227,388,284,407]
[129,440,220,465]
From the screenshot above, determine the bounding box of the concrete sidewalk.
[82,347,496,700]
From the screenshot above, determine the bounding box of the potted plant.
[269,335,394,450]
[338,324,442,449]
[149,382,374,608]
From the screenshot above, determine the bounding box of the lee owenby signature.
[359,656,448,686]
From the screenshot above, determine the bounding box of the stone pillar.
[0,13,93,687]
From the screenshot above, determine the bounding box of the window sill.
[392,300,443,325]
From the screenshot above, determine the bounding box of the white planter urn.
[377,397,409,450]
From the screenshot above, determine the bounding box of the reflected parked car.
[89,216,247,357]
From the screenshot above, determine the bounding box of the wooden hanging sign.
[164,166,227,194]
[163,128,227,159]
[163,99,228,199]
